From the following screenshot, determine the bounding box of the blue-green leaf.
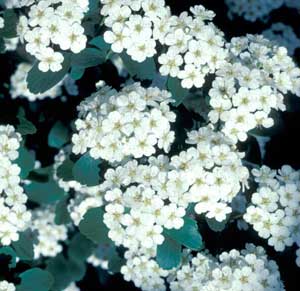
[72,153,100,186]
[17,268,54,291]
[78,207,110,244]
[68,233,95,263]
[48,121,69,148]
[206,217,227,232]
[55,196,71,225]
[71,48,105,69]
[15,147,35,179]
[89,36,110,54]
[56,158,74,181]
[167,77,189,106]
[24,179,66,204]
[70,66,85,80]
[12,229,36,261]
[27,54,71,94]
[156,236,181,270]
[16,108,37,135]
[165,217,203,250]
[121,53,156,80]
[0,9,18,38]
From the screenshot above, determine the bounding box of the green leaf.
[0,246,16,268]
[72,153,100,186]
[27,54,71,94]
[46,255,72,291]
[89,36,110,54]
[120,53,156,80]
[16,108,37,135]
[0,9,18,38]
[165,217,203,250]
[17,268,54,291]
[70,66,85,80]
[71,48,105,69]
[78,207,110,244]
[56,158,74,181]
[108,252,125,273]
[94,241,123,273]
[48,121,69,148]
[167,77,189,106]
[87,0,100,17]
[206,217,227,232]
[24,179,66,204]
[68,233,95,263]
[156,236,181,270]
[55,196,71,225]
[15,147,35,179]
[12,230,36,261]
[46,254,86,291]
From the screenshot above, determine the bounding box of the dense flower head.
[121,252,169,291]
[0,125,31,246]
[94,125,248,261]
[101,0,227,88]
[169,244,285,291]
[72,82,176,162]
[31,207,68,258]
[245,165,300,265]
[208,34,300,143]
[17,0,89,72]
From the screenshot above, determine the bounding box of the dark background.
[0,0,300,290]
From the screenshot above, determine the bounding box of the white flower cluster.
[0,281,15,291]
[31,207,68,258]
[263,23,300,55]
[10,63,62,101]
[53,148,104,226]
[185,126,249,221]
[121,252,169,291]
[169,244,285,291]
[0,125,31,246]
[99,125,247,257]
[72,83,175,162]
[102,1,226,88]
[18,0,89,72]
[244,165,300,263]
[208,34,300,143]
[225,0,284,22]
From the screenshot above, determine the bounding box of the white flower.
[158,50,183,77]
[178,64,205,88]
[59,23,87,53]
[104,22,131,53]
[37,47,64,72]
